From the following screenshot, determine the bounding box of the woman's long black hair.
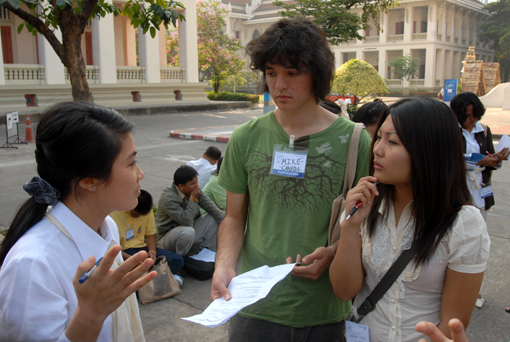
[366,97,472,266]
[0,101,134,266]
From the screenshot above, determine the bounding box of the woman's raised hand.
[65,246,156,341]
[415,319,468,342]
[344,176,379,225]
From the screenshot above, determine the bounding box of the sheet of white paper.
[182,263,295,327]
[190,248,216,262]
[496,134,510,152]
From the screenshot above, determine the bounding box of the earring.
[93,186,96,190]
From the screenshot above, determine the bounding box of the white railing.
[410,79,425,86]
[436,33,443,40]
[65,65,99,83]
[388,34,404,42]
[4,64,45,84]
[364,36,380,43]
[435,80,441,86]
[454,37,459,44]
[161,67,185,82]
[446,35,451,42]
[385,79,402,86]
[116,66,145,83]
[412,33,427,40]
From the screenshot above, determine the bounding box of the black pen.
[79,257,103,284]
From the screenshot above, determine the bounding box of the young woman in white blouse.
[329,97,490,342]
[0,101,156,342]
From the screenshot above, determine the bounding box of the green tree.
[388,55,420,92]
[197,0,245,93]
[332,59,388,105]
[166,28,179,67]
[273,0,398,45]
[479,0,510,82]
[1,0,184,101]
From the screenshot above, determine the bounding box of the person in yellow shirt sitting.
[110,190,184,285]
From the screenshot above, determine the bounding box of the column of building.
[0,28,5,85]
[425,2,437,88]
[378,11,388,81]
[402,5,413,89]
[91,0,117,84]
[178,0,199,83]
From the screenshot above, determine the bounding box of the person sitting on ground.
[155,165,224,256]
[351,98,389,138]
[110,189,184,284]
[200,157,226,214]
[186,146,222,188]
[0,101,155,341]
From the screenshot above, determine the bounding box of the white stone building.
[222,0,494,91]
[0,0,206,113]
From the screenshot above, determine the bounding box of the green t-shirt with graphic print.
[218,111,371,327]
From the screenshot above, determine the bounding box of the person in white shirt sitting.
[0,101,156,342]
[186,146,221,188]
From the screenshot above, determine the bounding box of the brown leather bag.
[138,256,181,304]
[328,123,365,246]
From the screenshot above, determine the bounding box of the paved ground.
[1,105,510,341]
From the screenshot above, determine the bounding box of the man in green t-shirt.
[211,18,371,342]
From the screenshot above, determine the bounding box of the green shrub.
[207,91,259,103]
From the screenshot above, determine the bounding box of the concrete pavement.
[169,99,510,143]
[1,106,510,341]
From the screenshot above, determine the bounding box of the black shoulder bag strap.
[350,242,418,323]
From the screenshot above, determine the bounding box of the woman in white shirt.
[329,97,490,342]
[0,101,156,342]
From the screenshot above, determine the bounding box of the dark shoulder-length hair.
[366,97,471,266]
[450,91,486,125]
[0,101,134,266]
[245,17,335,103]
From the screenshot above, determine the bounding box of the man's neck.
[274,103,338,139]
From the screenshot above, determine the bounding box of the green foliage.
[207,91,259,103]
[273,0,398,45]
[197,0,245,92]
[332,59,388,104]
[387,55,420,81]
[3,0,184,39]
[479,0,510,81]
[166,28,179,66]
[347,105,358,119]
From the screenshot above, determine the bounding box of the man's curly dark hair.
[245,18,335,103]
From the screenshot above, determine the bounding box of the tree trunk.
[59,12,91,101]
[214,80,220,93]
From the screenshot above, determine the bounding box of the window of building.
[253,30,260,39]
[236,31,240,39]
[1,26,13,64]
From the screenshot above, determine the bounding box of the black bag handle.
[351,242,417,323]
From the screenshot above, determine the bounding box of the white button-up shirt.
[353,200,490,342]
[0,202,121,342]
[461,122,486,208]
[186,158,217,189]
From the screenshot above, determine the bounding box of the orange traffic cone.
[24,115,34,143]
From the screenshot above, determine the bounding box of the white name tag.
[271,144,308,179]
[346,320,370,342]
[480,185,493,199]
[126,229,134,241]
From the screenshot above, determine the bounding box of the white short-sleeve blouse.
[353,201,490,342]
[0,202,123,342]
